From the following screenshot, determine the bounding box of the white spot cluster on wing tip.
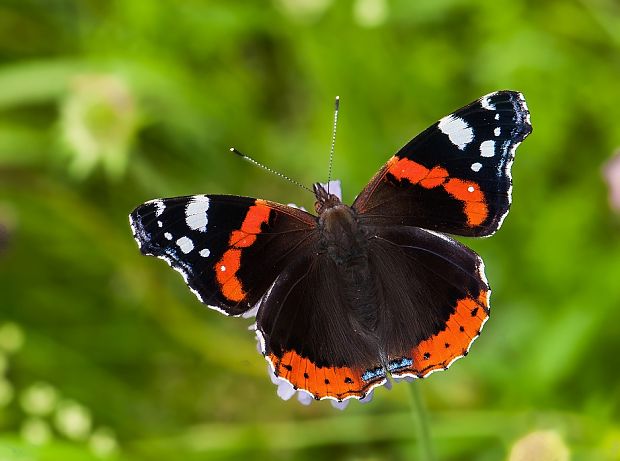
[438,115,474,150]
[149,199,165,217]
[495,144,519,232]
[185,195,210,232]
[494,90,532,233]
[480,140,496,157]
[176,236,194,254]
[480,95,496,110]
[471,162,482,172]
[518,92,532,125]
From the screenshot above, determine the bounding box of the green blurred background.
[2,0,620,460]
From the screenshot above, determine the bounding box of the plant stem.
[409,383,436,461]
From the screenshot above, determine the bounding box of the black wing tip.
[495,90,532,127]
[128,200,164,254]
[128,209,149,254]
[511,91,533,139]
[482,90,532,141]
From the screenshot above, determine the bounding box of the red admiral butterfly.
[130,91,531,403]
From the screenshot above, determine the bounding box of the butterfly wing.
[256,252,387,401]
[353,91,532,236]
[365,226,490,378]
[256,222,491,399]
[129,195,317,316]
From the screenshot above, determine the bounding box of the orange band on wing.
[388,156,429,183]
[215,201,272,302]
[420,166,448,188]
[390,291,489,378]
[229,201,271,248]
[268,350,385,400]
[443,178,488,226]
[215,249,244,302]
[387,156,489,226]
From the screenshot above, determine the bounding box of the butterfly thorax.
[314,183,366,263]
[318,204,368,262]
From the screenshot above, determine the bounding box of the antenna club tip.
[334,96,340,110]
[230,147,243,156]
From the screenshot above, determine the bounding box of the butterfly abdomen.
[318,205,380,333]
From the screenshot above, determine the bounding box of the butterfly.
[129,91,532,403]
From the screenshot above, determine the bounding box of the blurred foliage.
[1,0,620,460]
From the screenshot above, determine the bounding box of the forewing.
[353,91,532,236]
[129,195,317,316]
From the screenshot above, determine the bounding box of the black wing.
[130,195,317,316]
[353,91,532,236]
[367,226,490,378]
[256,252,387,401]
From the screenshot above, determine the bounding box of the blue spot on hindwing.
[361,366,386,382]
[388,357,413,372]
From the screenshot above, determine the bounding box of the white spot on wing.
[495,113,500,120]
[157,221,163,228]
[150,200,165,217]
[164,232,173,240]
[480,95,495,110]
[176,236,194,254]
[199,248,210,258]
[185,195,210,232]
[494,127,501,136]
[438,115,473,150]
[480,140,495,157]
[220,265,226,272]
[468,186,475,192]
[471,162,482,172]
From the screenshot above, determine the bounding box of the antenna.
[229,148,314,194]
[327,96,339,194]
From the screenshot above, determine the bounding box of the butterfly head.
[313,182,342,215]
